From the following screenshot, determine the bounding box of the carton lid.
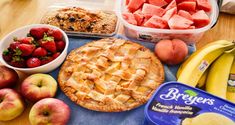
[144,82,235,125]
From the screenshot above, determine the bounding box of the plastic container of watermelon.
[116,0,219,44]
[40,1,119,38]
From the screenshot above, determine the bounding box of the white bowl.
[0,24,69,74]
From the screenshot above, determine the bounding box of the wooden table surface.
[0,0,235,125]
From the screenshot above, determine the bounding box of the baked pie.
[41,7,117,34]
[58,38,164,112]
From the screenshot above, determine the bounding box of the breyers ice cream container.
[144,82,235,125]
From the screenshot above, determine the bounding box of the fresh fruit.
[29,98,70,125]
[197,69,208,88]
[196,0,211,12]
[18,44,35,56]
[155,39,188,65]
[9,42,20,50]
[2,27,65,68]
[227,60,235,103]
[0,66,19,89]
[177,40,235,87]
[177,1,196,12]
[127,0,146,12]
[56,41,66,52]
[41,57,53,65]
[165,0,177,12]
[39,36,57,53]
[178,10,193,21]
[30,27,48,39]
[192,10,210,28]
[47,29,63,41]
[26,58,41,68]
[142,3,165,17]
[168,15,194,29]
[122,0,212,29]
[133,9,144,26]
[0,88,24,121]
[144,16,168,29]
[19,37,34,44]
[148,0,168,7]
[122,12,137,25]
[162,7,177,21]
[10,56,26,68]
[206,53,234,99]
[2,50,13,62]
[32,47,47,57]
[52,52,61,59]
[21,74,57,102]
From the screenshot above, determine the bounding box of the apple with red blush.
[29,98,70,125]
[20,74,57,102]
[0,65,19,89]
[0,88,25,121]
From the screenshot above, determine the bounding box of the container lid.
[145,82,235,125]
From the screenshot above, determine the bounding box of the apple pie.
[58,38,164,112]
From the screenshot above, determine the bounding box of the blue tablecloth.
[49,35,195,125]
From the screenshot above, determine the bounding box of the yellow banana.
[206,53,234,99]
[176,40,235,79]
[177,40,235,87]
[227,60,235,103]
[197,70,208,88]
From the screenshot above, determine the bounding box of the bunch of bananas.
[177,40,235,103]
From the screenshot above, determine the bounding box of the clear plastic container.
[40,1,119,38]
[116,0,219,44]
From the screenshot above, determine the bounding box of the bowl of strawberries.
[0,24,69,74]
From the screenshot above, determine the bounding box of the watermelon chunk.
[165,0,173,3]
[148,0,168,7]
[168,15,194,29]
[126,0,130,5]
[165,0,177,12]
[192,10,210,28]
[142,3,165,17]
[178,10,193,21]
[178,1,196,12]
[133,9,144,26]
[144,15,168,29]
[197,0,212,12]
[176,0,196,3]
[122,12,137,25]
[162,7,177,21]
[127,0,146,12]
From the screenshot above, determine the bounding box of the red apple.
[29,98,70,125]
[0,66,19,89]
[21,74,57,102]
[155,39,188,65]
[0,88,25,121]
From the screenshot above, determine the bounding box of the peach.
[155,39,188,65]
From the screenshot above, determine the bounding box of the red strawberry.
[52,52,60,59]
[39,35,57,53]
[41,57,53,65]
[10,56,26,68]
[26,57,41,68]
[47,29,63,41]
[32,47,47,57]
[18,44,35,56]
[2,50,12,62]
[9,42,21,50]
[56,41,65,51]
[30,27,48,39]
[19,37,34,44]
